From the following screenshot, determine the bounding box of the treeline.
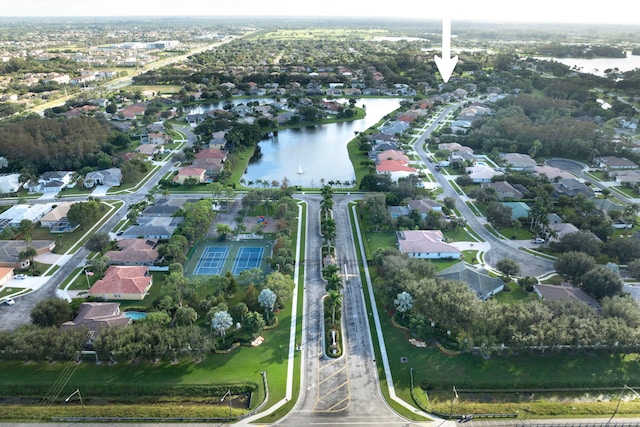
[445,93,614,161]
[0,116,122,173]
[535,44,626,58]
[372,248,640,355]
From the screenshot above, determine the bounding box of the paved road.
[413,105,555,278]
[277,194,427,426]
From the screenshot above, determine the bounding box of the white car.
[4,298,15,305]
[532,238,545,244]
[14,274,26,279]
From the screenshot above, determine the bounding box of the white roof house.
[396,230,461,260]
[0,203,54,227]
[0,173,22,194]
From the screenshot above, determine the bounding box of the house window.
[114,293,121,298]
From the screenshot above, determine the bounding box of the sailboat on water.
[297,164,304,174]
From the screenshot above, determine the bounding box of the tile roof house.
[83,168,122,188]
[482,181,524,200]
[596,156,639,170]
[0,267,15,290]
[396,230,461,260]
[436,261,504,301]
[534,282,599,308]
[551,178,595,198]
[502,201,531,220]
[195,148,228,161]
[89,266,153,300]
[533,165,573,181]
[173,167,206,185]
[61,302,131,336]
[407,199,443,218]
[0,240,55,269]
[466,165,503,183]
[105,238,159,266]
[39,202,73,227]
[192,157,224,176]
[502,153,537,170]
[121,217,183,239]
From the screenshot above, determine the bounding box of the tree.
[258,288,277,320]
[30,298,72,327]
[265,272,293,309]
[579,265,623,300]
[231,302,249,323]
[327,290,343,325]
[496,258,520,278]
[554,251,596,281]
[85,231,111,254]
[550,230,601,257]
[175,306,198,326]
[18,245,38,269]
[627,259,640,279]
[67,200,103,230]
[216,223,233,241]
[394,291,413,319]
[211,310,233,343]
[486,202,512,228]
[243,311,266,338]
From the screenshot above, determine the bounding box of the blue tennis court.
[193,246,230,275]
[232,247,264,275]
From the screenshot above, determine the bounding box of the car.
[3,298,15,306]
[14,274,26,279]
[532,238,545,244]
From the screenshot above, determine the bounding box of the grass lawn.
[494,282,535,304]
[363,231,396,258]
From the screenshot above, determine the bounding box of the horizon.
[2,0,639,26]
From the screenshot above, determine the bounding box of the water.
[124,311,147,320]
[539,52,640,76]
[188,98,401,187]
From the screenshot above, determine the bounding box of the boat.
[297,164,304,174]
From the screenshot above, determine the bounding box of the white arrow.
[434,16,458,83]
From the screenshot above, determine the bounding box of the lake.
[188,98,402,187]
[539,52,640,76]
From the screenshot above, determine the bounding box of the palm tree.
[327,291,342,326]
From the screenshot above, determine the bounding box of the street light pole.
[450,386,458,417]
[221,389,232,419]
[65,388,85,416]
[607,384,640,425]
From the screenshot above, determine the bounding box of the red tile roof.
[89,266,151,296]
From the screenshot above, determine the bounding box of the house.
[122,216,183,239]
[532,165,573,181]
[147,132,171,145]
[436,261,504,301]
[192,157,224,176]
[613,170,640,186]
[483,181,524,200]
[0,173,23,194]
[173,167,206,185]
[195,148,228,162]
[88,265,153,300]
[466,165,503,183]
[377,150,409,163]
[407,199,443,218]
[376,160,417,181]
[0,204,53,228]
[62,302,131,336]
[140,198,198,217]
[502,201,531,220]
[396,230,461,259]
[0,240,55,269]
[379,120,410,136]
[596,156,638,170]
[0,267,14,290]
[551,178,595,198]
[30,171,74,193]
[534,282,599,308]
[438,142,474,154]
[502,153,537,170]
[83,168,122,188]
[39,202,72,227]
[105,238,159,266]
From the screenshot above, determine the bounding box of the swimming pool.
[124,311,147,320]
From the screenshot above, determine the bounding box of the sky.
[2,0,638,25]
